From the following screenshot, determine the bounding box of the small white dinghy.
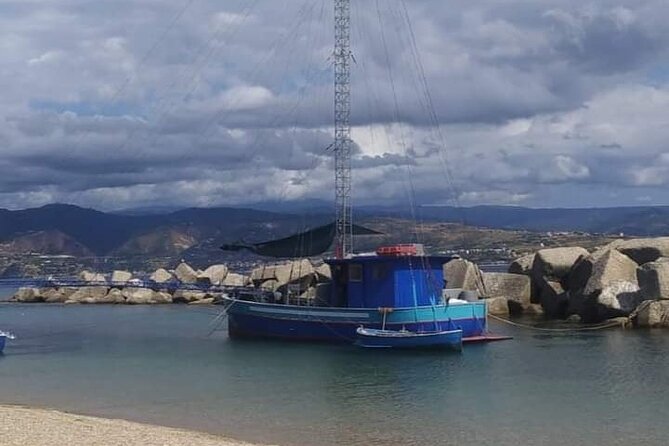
[355,327,463,351]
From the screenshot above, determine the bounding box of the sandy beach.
[0,405,269,446]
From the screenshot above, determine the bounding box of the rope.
[488,314,626,332]
[206,300,235,337]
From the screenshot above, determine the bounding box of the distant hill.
[111,206,187,216]
[0,229,93,257]
[0,204,312,256]
[368,205,669,236]
[0,203,668,259]
[233,201,669,236]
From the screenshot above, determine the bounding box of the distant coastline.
[0,404,269,446]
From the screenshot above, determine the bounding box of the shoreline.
[0,404,272,446]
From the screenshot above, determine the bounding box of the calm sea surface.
[1,296,669,445]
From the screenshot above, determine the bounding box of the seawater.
[1,302,668,446]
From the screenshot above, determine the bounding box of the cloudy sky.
[2,0,669,211]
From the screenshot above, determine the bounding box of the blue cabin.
[325,254,454,309]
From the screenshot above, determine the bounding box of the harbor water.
[1,300,668,446]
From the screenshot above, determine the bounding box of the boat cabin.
[325,246,453,309]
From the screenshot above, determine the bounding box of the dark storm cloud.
[1,0,669,209]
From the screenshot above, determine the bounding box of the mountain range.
[0,203,668,258]
[0,204,310,257]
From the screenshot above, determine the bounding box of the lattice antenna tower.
[334,0,352,258]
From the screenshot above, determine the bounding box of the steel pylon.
[334,0,352,258]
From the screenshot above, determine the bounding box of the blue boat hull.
[225,299,486,343]
[0,336,6,354]
[355,328,463,350]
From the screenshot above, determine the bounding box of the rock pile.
[443,259,538,316]
[12,240,669,327]
[441,238,669,327]
[11,259,332,306]
[456,238,669,327]
[629,300,669,327]
[250,259,327,300]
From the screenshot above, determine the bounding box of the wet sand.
[0,405,271,446]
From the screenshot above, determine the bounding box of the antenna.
[334,0,352,258]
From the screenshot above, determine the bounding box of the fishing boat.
[221,2,493,345]
[224,245,488,343]
[355,327,463,351]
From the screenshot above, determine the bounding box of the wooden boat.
[355,327,463,351]
[224,250,488,343]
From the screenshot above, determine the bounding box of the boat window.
[349,264,363,282]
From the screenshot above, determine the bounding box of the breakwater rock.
[12,241,669,329]
[11,260,332,306]
[445,237,669,328]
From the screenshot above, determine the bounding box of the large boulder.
[222,273,250,287]
[198,265,228,286]
[251,260,316,299]
[79,270,107,284]
[443,259,484,293]
[259,279,280,292]
[122,288,172,304]
[629,300,669,328]
[152,291,173,304]
[566,250,640,322]
[66,287,109,304]
[508,254,535,275]
[122,287,154,304]
[572,280,643,322]
[637,259,669,300]
[87,290,119,304]
[583,249,638,296]
[531,247,589,307]
[174,262,198,284]
[595,281,643,319]
[150,268,174,283]
[523,303,545,316]
[615,237,669,265]
[40,287,76,303]
[111,270,132,284]
[538,279,568,319]
[314,263,332,281]
[565,247,613,292]
[251,260,314,288]
[299,286,317,300]
[13,287,42,303]
[105,288,127,304]
[481,273,531,307]
[485,297,510,316]
[532,247,589,281]
[172,290,208,303]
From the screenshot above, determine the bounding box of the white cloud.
[0,0,669,210]
[27,50,63,65]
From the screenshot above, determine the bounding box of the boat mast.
[334,0,352,259]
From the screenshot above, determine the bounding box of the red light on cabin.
[376,244,423,257]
